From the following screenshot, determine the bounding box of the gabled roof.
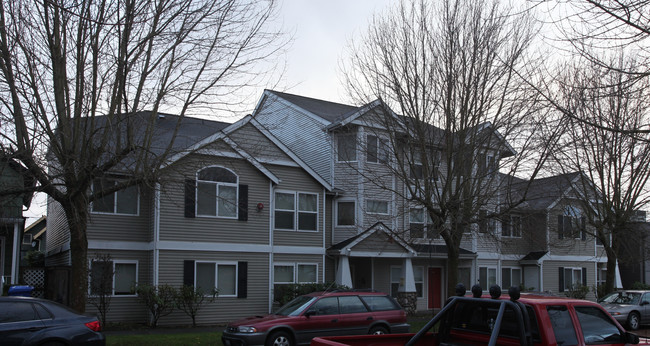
[509,172,582,210]
[265,90,360,123]
[330,222,416,255]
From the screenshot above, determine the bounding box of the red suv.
[221,290,409,346]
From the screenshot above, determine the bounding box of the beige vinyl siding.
[157,250,269,325]
[543,260,595,299]
[86,186,153,242]
[158,154,270,244]
[229,123,294,163]
[85,249,151,323]
[549,200,595,257]
[271,164,324,247]
[273,254,323,283]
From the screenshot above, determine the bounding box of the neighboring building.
[0,157,34,286]
[21,216,46,266]
[45,91,619,325]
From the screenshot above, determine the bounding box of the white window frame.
[88,259,139,297]
[91,178,140,216]
[409,207,438,240]
[501,267,522,289]
[273,262,319,284]
[367,199,389,215]
[390,265,402,298]
[366,134,388,164]
[195,261,238,297]
[336,199,356,227]
[479,266,497,290]
[195,166,239,219]
[22,234,33,245]
[274,190,319,232]
[564,267,584,291]
[414,266,424,298]
[337,133,357,162]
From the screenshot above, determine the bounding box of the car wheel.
[369,326,388,335]
[266,330,293,346]
[627,312,640,330]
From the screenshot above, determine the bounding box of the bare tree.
[0,0,284,312]
[342,0,554,295]
[553,54,650,293]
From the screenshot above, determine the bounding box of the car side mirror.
[625,332,640,344]
[304,310,316,318]
[642,301,649,306]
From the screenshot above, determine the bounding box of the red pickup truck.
[311,286,649,346]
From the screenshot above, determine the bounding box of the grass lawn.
[107,331,223,346]
[105,317,434,346]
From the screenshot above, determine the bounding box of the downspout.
[322,188,326,283]
[153,183,161,286]
[269,181,274,313]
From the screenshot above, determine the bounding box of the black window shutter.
[581,217,587,240]
[184,260,195,287]
[557,215,564,239]
[238,261,248,298]
[559,267,565,292]
[238,184,248,221]
[184,179,196,218]
[582,267,587,286]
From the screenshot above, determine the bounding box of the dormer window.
[196,166,238,218]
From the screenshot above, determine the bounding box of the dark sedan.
[0,296,105,346]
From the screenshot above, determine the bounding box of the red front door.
[428,268,442,309]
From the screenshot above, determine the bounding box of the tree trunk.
[447,245,460,298]
[63,195,90,313]
[605,244,617,295]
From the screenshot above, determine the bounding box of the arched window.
[196,166,238,218]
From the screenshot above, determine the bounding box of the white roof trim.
[222,136,280,184]
[341,223,416,255]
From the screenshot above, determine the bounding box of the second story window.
[274,191,318,231]
[196,167,238,218]
[91,178,139,215]
[502,215,522,237]
[367,135,388,163]
[336,200,356,226]
[367,199,389,215]
[409,208,439,239]
[558,206,586,240]
[479,210,496,234]
[337,133,357,162]
[410,151,440,181]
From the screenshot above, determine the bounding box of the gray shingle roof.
[267,90,360,123]
[510,172,581,210]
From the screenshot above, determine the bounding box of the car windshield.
[600,292,641,305]
[274,296,317,316]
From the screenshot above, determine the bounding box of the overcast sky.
[22,0,396,224]
[274,0,394,104]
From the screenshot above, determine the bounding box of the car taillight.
[85,320,102,332]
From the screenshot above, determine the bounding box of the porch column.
[11,221,21,284]
[397,257,417,315]
[336,255,353,288]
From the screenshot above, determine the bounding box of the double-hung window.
[337,133,357,162]
[479,210,496,234]
[501,267,522,289]
[367,135,388,163]
[558,206,586,240]
[89,260,138,296]
[92,178,139,215]
[275,191,318,231]
[273,263,318,284]
[561,267,585,292]
[409,208,438,239]
[196,167,238,218]
[502,215,522,237]
[336,200,356,226]
[195,262,237,296]
[479,267,497,289]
